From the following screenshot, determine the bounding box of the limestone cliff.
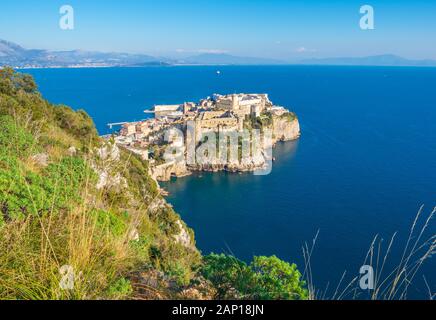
[150,160,191,182]
[150,112,301,181]
[272,114,301,143]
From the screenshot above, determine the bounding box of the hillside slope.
[0,39,165,68]
[0,67,203,299]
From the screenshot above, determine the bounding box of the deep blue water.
[27,66,436,299]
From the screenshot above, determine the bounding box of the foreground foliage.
[202,254,308,300]
[0,68,201,299]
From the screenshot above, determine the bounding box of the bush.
[122,150,158,200]
[0,154,95,221]
[280,112,296,122]
[54,106,98,146]
[0,115,37,158]
[202,253,308,300]
[106,278,133,299]
[0,67,37,95]
[250,255,307,300]
[202,253,251,299]
[93,209,128,237]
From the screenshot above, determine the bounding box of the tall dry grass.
[0,119,145,299]
[302,206,435,300]
[0,158,139,299]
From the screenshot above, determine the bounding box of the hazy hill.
[3,39,435,68]
[0,39,164,67]
[0,39,286,67]
[178,53,285,65]
[299,54,436,67]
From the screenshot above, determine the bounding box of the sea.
[26,65,436,299]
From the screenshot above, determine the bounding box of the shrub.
[93,209,128,237]
[250,255,307,300]
[202,253,308,300]
[54,106,98,146]
[0,115,37,158]
[106,278,133,299]
[202,253,251,299]
[0,67,37,95]
[0,155,95,221]
[280,112,296,122]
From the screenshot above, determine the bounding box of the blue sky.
[1,0,435,60]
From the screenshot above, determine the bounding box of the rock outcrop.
[272,116,301,143]
[31,153,49,167]
[150,160,191,182]
[149,114,301,181]
[91,143,127,190]
[173,220,193,248]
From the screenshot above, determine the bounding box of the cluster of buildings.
[113,93,287,161]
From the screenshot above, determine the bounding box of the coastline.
[11,64,436,71]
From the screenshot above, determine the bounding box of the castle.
[114,93,296,174]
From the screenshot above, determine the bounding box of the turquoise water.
[27,66,436,298]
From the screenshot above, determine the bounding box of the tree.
[202,253,308,300]
[0,66,15,94]
[202,253,250,299]
[0,67,37,94]
[249,255,308,300]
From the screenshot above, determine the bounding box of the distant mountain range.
[1,39,436,68]
[0,39,284,67]
[176,53,284,65]
[0,39,167,68]
[299,54,436,67]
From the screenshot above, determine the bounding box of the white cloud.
[197,49,229,54]
[175,48,229,54]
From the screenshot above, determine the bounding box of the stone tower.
[183,102,189,114]
[260,95,266,112]
[232,94,239,111]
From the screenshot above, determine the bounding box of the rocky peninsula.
[111,93,301,181]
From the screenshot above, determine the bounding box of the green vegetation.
[0,148,95,222]
[106,277,133,299]
[279,111,297,122]
[202,254,308,300]
[244,111,297,132]
[244,112,273,131]
[243,110,298,142]
[0,68,201,299]
[149,144,167,165]
[0,67,307,300]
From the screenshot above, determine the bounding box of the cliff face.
[151,158,268,182]
[151,160,191,182]
[151,113,301,181]
[187,156,266,174]
[272,115,301,143]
